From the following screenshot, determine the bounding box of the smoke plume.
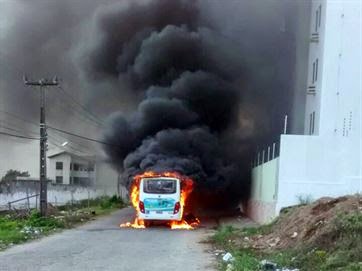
[80,0,296,206]
[1,0,306,206]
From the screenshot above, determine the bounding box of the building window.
[56,162,63,170]
[309,111,316,135]
[73,163,79,171]
[88,166,94,172]
[56,176,63,184]
[312,58,319,84]
[315,5,322,32]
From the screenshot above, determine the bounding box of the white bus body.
[138,177,182,221]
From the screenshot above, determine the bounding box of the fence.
[251,141,280,168]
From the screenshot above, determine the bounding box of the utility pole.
[24,76,59,216]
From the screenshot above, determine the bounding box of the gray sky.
[0,0,308,179]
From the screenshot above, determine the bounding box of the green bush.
[334,212,362,237]
[26,211,65,229]
[58,195,125,211]
[231,249,260,271]
[100,195,124,210]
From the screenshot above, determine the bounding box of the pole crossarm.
[23,76,59,86]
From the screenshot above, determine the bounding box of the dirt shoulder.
[209,194,362,271]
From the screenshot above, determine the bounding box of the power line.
[0,109,95,153]
[48,131,95,153]
[0,122,92,155]
[0,119,93,154]
[0,113,96,156]
[47,134,94,156]
[0,124,36,136]
[0,131,39,140]
[56,85,106,126]
[51,91,103,129]
[0,108,110,148]
[0,109,38,126]
[47,125,118,147]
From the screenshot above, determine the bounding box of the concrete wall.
[276,134,361,213]
[319,0,361,138]
[0,180,128,210]
[248,158,279,224]
[249,0,362,224]
[249,130,361,223]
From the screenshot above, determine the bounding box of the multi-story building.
[249,0,361,223]
[48,151,96,186]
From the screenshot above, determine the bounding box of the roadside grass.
[0,195,125,250]
[212,211,362,271]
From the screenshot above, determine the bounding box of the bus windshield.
[143,178,177,194]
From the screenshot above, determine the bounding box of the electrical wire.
[0,110,94,153]
[0,124,36,136]
[56,85,106,126]
[0,131,39,140]
[47,125,117,147]
[51,90,104,129]
[0,109,38,126]
[1,107,115,148]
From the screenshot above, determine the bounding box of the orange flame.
[120,171,200,230]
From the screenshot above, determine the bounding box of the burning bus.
[120,171,199,230]
[139,176,182,221]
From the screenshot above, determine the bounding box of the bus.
[138,177,182,222]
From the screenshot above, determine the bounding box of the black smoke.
[0,0,305,208]
[75,0,305,208]
[80,0,258,207]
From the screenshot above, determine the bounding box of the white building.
[48,151,96,186]
[47,151,123,195]
[249,0,361,223]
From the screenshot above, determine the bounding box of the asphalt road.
[0,207,216,271]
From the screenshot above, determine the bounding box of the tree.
[1,169,30,182]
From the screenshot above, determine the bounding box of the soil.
[250,195,361,250]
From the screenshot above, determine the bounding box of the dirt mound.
[252,195,361,250]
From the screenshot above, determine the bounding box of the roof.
[47,151,67,158]
[48,151,96,162]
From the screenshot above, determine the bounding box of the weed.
[296,194,313,205]
[212,225,237,247]
[26,211,65,229]
[231,249,260,271]
[213,210,362,271]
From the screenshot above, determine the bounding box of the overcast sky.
[0,0,308,179]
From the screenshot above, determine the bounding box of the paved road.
[0,208,216,271]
